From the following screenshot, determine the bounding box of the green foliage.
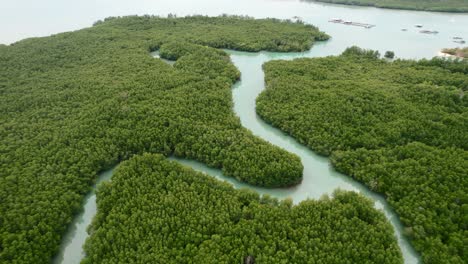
[256,51,468,263]
[0,15,327,263]
[384,51,395,59]
[331,143,468,264]
[171,44,241,82]
[97,14,329,52]
[304,0,468,12]
[159,41,227,60]
[342,46,380,59]
[83,154,403,264]
[416,57,468,75]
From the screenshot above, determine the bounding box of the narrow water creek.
[54,50,420,264]
[53,169,113,264]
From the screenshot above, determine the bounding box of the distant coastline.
[438,51,457,58]
[439,47,468,59]
[304,0,468,13]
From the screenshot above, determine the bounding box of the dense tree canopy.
[303,0,468,12]
[332,143,467,264]
[0,15,329,263]
[256,47,468,263]
[83,154,403,264]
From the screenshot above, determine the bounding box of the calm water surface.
[2,0,468,59]
[7,0,464,263]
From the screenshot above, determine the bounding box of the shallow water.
[2,0,468,59]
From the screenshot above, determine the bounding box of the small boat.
[401,29,407,31]
[328,18,343,23]
[415,24,423,28]
[454,40,466,44]
[420,30,438,34]
[453,37,463,40]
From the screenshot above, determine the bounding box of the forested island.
[304,0,468,12]
[0,15,330,263]
[441,47,468,59]
[256,47,467,263]
[83,154,402,263]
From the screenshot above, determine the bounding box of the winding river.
[45,1,468,263]
[55,49,419,264]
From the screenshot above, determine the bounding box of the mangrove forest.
[256,47,468,263]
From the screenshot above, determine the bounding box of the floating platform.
[419,30,438,34]
[328,19,375,29]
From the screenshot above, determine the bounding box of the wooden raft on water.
[329,19,375,29]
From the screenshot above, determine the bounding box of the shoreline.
[438,50,466,59]
[311,0,468,13]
